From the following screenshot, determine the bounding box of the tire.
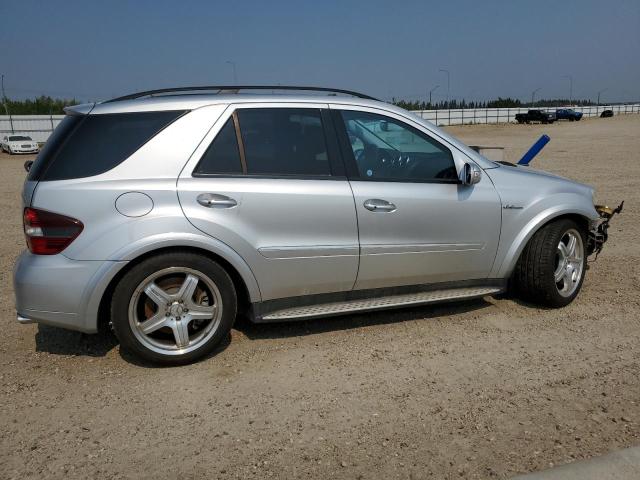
[111,251,237,365]
[511,219,587,308]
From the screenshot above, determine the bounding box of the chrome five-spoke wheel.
[128,267,223,355]
[554,229,584,297]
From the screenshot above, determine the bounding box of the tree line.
[392,97,598,111]
[1,96,79,115]
[0,95,607,115]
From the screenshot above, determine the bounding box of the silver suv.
[13,86,620,365]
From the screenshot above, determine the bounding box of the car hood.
[486,163,595,202]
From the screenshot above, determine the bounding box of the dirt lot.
[1,115,639,479]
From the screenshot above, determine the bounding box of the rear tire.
[511,219,587,308]
[111,252,237,365]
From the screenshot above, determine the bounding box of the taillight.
[23,207,84,255]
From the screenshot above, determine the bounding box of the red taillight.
[23,207,84,255]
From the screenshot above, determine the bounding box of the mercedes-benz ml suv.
[13,86,620,365]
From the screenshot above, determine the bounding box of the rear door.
[177,103,359,301]
[330,104,502,290]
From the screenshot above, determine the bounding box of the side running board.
[260,286,502,322]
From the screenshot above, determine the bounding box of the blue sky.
[1,0,638,103]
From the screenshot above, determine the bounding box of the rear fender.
[81,232,262,332]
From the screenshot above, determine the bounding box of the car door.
[178,103,359,301]
[330,105,502,290]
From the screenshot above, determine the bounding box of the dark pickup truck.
[555,108,583,121]
[515,109,556,124]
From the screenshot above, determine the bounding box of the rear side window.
[193,118,243,175]
[238,108,330,176]
[29,110,185,181]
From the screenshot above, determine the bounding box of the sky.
[1,0,639,103]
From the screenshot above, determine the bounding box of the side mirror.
[24,160,33,173]
[461,162,481,185]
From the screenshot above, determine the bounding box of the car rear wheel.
[111,252,237,365]
[511,219,587,307]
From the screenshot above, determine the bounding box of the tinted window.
[28,115,81,181]
[238,108,330,176]
[33,110,185,181]
[194,118,242,175]
[339,111,457,182]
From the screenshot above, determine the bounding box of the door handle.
[363,199,396,212]
[197,193,237,208]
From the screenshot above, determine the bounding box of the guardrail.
[0,114,65,143]
[1,103,639,142]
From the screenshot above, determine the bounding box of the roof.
[66,92,393,116]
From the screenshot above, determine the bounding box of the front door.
[331,106,502,290]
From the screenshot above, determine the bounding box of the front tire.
[111,252,237,365]
[512,219,587,307]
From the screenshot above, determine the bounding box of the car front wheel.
[512,219,587,307]
[111,252,237,365]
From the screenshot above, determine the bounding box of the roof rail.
[103,85,379,103]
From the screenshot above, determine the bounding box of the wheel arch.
[84,234,262,333]
[96,245,257,332]
[494,207,593,279]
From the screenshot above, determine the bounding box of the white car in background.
[2,135,40,154]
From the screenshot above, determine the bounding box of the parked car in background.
[515,109,556,124]
[13,85,620,365]
[555,108,583,121]
[600,110,614,118]
[2,135,40,154]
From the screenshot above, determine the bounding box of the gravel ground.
[1,114,638,479]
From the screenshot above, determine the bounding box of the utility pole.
[226,61,238,84]
[439,69,450,105]
[1,74,14,133]
[562,75,573,105]
[429,85,440,106]
[531,87,541,106]
[597,88,607,106]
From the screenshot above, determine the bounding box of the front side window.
[339,110,457,182]
[237,108,331,176]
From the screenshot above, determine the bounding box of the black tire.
[111,251,237,365]
[511,219,587,308]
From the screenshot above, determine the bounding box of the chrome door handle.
[363,199,396,212]
[197,193,237,208]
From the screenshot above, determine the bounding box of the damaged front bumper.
[588,201,624,258]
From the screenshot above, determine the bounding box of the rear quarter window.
[29,110,186,181]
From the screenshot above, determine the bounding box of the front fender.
[491,194,598,278]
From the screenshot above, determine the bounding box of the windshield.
[9,136,32,141]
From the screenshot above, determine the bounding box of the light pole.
[531,87,541,106]
[429,85,440,106]
[562,75,573,105]
[439,69,450,105]
[226,61,237,84]
[597,88,607,106]
[1,74,14,133]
